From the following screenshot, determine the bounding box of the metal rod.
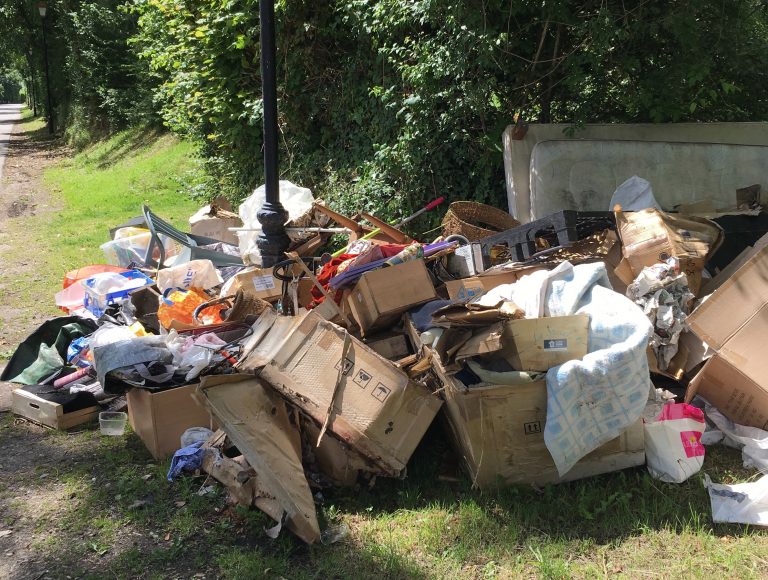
[255,0,289,267]
[229,227,352,233]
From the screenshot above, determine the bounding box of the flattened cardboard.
[345,260,438,335]
[260,312,443,475]
[127,384,217,460]
[433,357,644,488]
[236,309,308,372]
[197,374,321,544]
[686,244,768,429]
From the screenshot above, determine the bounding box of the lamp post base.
[256,201,290,268]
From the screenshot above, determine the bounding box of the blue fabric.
[167,441,206,481]
[409,300,454,332]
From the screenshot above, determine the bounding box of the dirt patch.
[0,116,69,352]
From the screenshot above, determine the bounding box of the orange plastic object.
[157,287,226,330]
[63,265,129,289]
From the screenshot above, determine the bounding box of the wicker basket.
[441,201,520,241]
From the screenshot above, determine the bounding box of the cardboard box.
[127,384,217,459]
[685,244,768,429]
[443,267,547,301]
[260,311,443,475]
[433,357,645,488]
[364,331,412,361]
[615,208,723,295]
[231,267,283,302]
[454,315,590,372]
[345,260,438,335]
[189,204,242,246]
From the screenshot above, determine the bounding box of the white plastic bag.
[609,175,662,211]
[701,401,768,473]
[704,474,768,526]
[645,402,706,483]
[238,180,315,266]
[156,259,224,292]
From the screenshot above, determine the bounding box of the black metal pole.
[255,0,289,267]
[40,16,54,135]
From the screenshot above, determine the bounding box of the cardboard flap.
[197,374,321,544]
[237,309,307,371]
[688,245,768,351]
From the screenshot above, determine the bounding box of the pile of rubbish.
[3,176,768,542]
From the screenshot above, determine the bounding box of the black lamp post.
[255,0,289,268]
[37,1,54,135]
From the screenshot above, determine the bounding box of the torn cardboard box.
[433,356,645,488]
[616,208,723,295]
[197,374,321,544]
[686,244,768,430]
[260,311,443,476]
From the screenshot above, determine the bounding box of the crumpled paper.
[626,257,694,371]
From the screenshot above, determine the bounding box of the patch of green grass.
[42,127,198,268]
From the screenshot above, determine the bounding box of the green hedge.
[132,0,768,224]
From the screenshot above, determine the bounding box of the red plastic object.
[63,265,129,289]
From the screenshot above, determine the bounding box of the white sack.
[644,403,706,483]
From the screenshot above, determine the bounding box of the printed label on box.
[252,275,276,291]
[543,339,568,351]
[524,421,542,435]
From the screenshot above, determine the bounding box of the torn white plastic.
[704,474,768,526]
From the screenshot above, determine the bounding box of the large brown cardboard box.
[344,259,438,335]
[454,315,590,372]
[685,244,768,429]
[433,357,645,488]
[260,311,443,475]
[127,384,217,459]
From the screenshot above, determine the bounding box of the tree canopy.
[3,0,768,214]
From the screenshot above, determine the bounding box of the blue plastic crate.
[82,269,155,317]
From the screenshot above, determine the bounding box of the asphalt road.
[0,103,24,184]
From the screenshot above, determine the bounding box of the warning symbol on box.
[371,383,391,403]
[354,369,372,389]
[524,421,542,435]
[334,357,354,376]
